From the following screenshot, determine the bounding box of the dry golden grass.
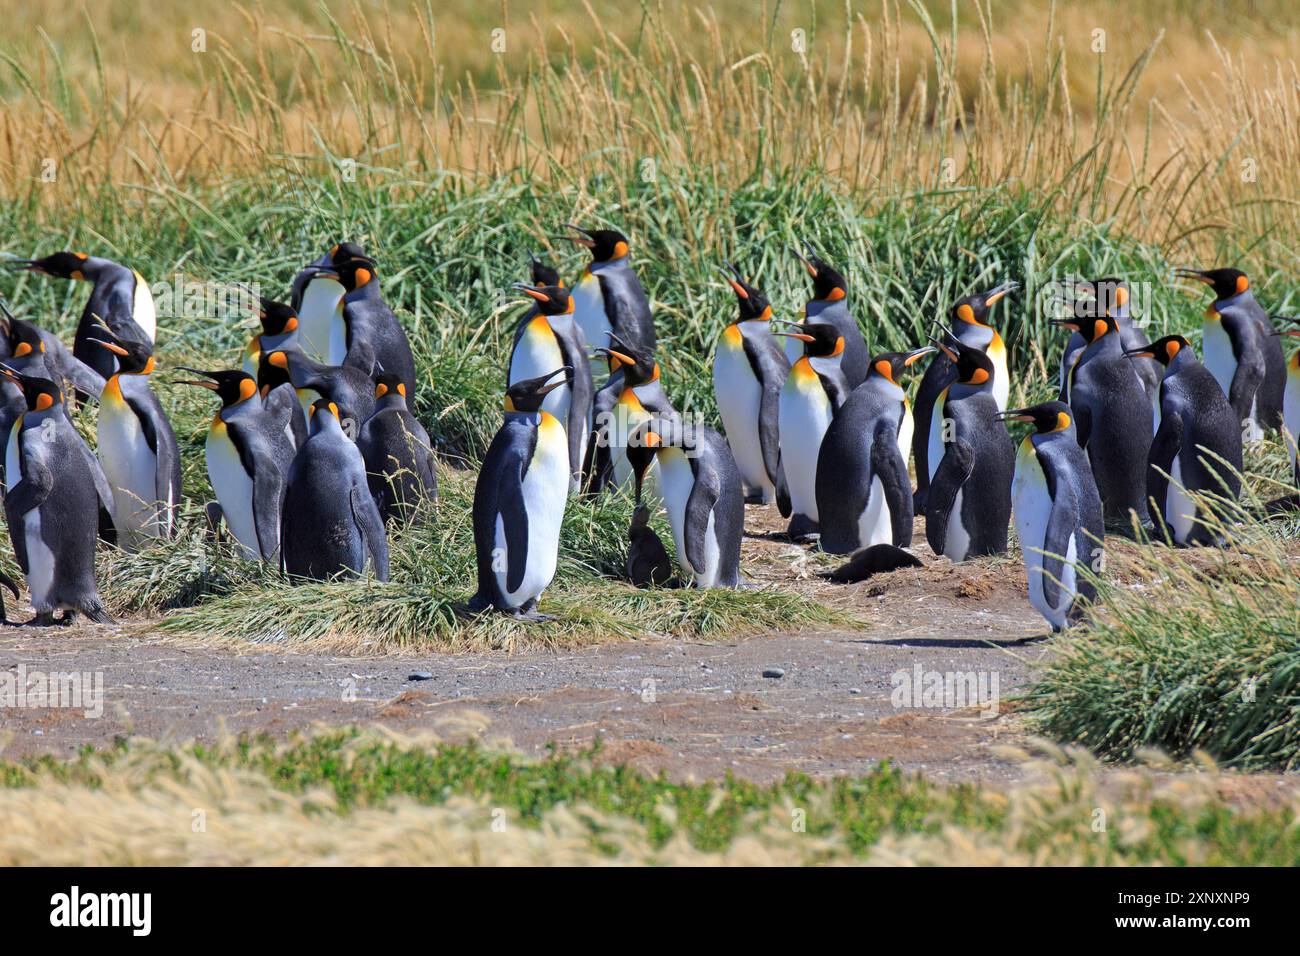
[2,1,1298,255]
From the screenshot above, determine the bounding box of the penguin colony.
[0,239,1296,633]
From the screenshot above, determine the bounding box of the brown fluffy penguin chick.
[822,544,922,583]
[626,504,674,587]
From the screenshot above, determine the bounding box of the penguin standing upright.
[508,281,594,493]
[1178,267,1286,441]
[626,418,744,589]
[593,335,677,493]
[281,399,389,581]
[1281,322,1300,490]
[561,225,656,382]
[1052,312,1153,526]
[7,252,155,388]
[774,322,850,541]
[816,346,935,555]
[357,372,437,524]
[1,370,113,625]
[177,369,294,561]
[792,245,871,388]
[242,294,300,378]
[264,348,378,431]
[334,255,418,399]
[1057,277,1159,411]
[999,401,1104,631]
[711,262,790,505]
[469,367,573,620]
[1125,335,1243,546]
[912,282,1015,511]
[924,337,1014,561]
[87,329,181,548]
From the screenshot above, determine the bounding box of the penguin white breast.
[988,336,1009,412]
[1166,454,1197,545]
[6,423,56,606]
[206,421,260,559]
[1012,439,1057,624]
[858,474,893,548]
[778,360,833,522]
[132,272,157,342]
[494,413,570,606]
[896,399,914,465]
[570,273,611,380]
[1202,320,1236,405]
[927,390,948,483]
[713,328,767,493]
[657,447,721,586]
[98,381,163,543]
[609,395,655,493]
[297,279,346,362]
[510,318,571,426]
[1284,362,1300,469]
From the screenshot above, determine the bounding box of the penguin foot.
[786,514,820,543]
[204,501,225,538]
[23,612,59,628]
[510,609,553,623]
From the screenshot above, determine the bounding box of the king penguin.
[87,327,181,549]
[1177,267,1286,442]
[626,417,744,589]
[792,244,871,388]
[290,264,346,363]
[281,399,389,581]
[242,294,300,379]
[1057,277,1159,412]
[7,251,155,391]
[999,401,1103,631]
[924,337,1014,561]
[0,302,107,405]
[177,368,294,561]
[357,372,438,524]
[592,334,677,493]
[816,345,935,554]
[264,348,377,432]
[1052,312,1152,527]
[774,322,850,541]
[508,280,594,493]
[334,254,418,399]
[1125,335,1243,546]
[712,262,790,505]
[561,225,656,382]
[469,367,573,620]
[1,369,114,625]
[912,281,1015,512]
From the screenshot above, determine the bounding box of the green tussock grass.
[3,729,1298,865]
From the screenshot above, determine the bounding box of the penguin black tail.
[822,544,923,583]
[82,604,117,626]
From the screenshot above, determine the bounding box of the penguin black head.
[796,245,847,302]
[1069,276,1129,316]
[1124,334,1190,367]
[1051,310,1116,345]
[5,250,90,280]
[505,366,572,414]
[529,253,561,288]
[933,334,995,387]
[335,257,379,293]
[626,417,700,503]
[328,241,369,265]
[952,281,1017,327]
[721,262,772,320]
[869,345,937,384]
[773,321,844,359]
[86,329,155,375]
[562,224,629,263]
[0,366,63,412]
[256,295,298,336]
[176,368,258,408]
[259,348,294,394]
[374,372,408,404]
[597,333,658,384]
[1176,267,1249,301]
[513,283,574,317]
[995,400,1074,435]
[4,316,46,359]
[308,397,346,434]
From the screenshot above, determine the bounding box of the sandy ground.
[0,504,1068,785]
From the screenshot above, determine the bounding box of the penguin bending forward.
[1125,335,1243,546]
[469,368,574,620]
[626,417,744,589]
[816,346,935,555]
[1000,401,1103,632]
[924,337,1014,561]
[281,400,389,582]
[1,369,114,625]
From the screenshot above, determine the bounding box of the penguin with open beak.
[0,367,114,625]
[999,401,1103,631]
[816,345,935,555]
[86,324,181,550]
[1177,267,1286,442]
[560,224,656,383]
[469,367,574,620]
[792,243,871,388]
[912,281,1015,512]
[1125,335,1243,546]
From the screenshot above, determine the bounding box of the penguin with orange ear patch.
[358,372,437,525]
[792,243,871,388]
[0,301,106,404]
[1124,335,1242,546]
[1051,312,1152,528]
[335,255,418,400]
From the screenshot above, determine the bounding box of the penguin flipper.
[74,434,118,541]
[774,458,792,519]
[1039,485,1078,613]
[500,460,532,595]
[870,431,914,548]
[350,483,390,582]
[683,464,722,578]
[1147,411,1182,536]
[59,352,108,402]
[124,389,179,534]
[1226,335,1265,424]
[925,439,975,556]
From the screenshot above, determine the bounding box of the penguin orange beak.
[1174,268,1215,285]
[86,337,129,356]
[982,281,1018,306]
[1123,346,1157,359]
[993,409,1035,423]
[903,345,938,366]
[560,224,596,248]
[603,348,636,366]
[773,331,815,342]
[1049,318,1083,332]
